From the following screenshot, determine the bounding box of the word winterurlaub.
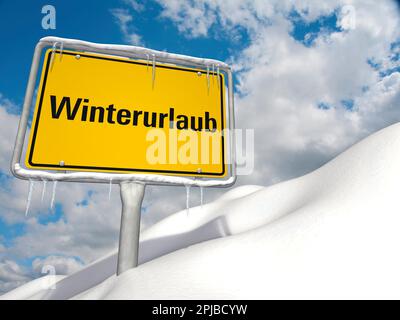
[49,95,218,131]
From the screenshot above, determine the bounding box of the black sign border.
[27,50,226,177]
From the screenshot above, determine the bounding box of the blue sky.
[0,0,399,294]
[0,0,249,107]
[0,0,344,106]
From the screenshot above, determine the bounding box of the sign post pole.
[117,181,145,275]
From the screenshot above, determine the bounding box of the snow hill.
[3,123,400,299]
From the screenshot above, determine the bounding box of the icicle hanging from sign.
[108,178,112,201]
[49,42,58,71]
[152,54,156,88]
[217,64,220,88]
[59,42,64,61]
[25,180,35,216]
[50,181,58,210]
[206,65,210,92]
[146,53,150,70]
[41,180,47,203]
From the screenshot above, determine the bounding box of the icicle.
[217,64,220,88]
[212,64,215,83]
[59,42,64,61]
[41,180,47,203]
[49,42,58,70]
[152,54,156,88]
[50,181,58,210]
[146,53,150,70]
[200,186,204,209]
[185,185,191,216]
[108,178,112,201]
[206,65,210,92]
[25,180,35,216]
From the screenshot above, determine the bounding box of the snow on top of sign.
[13,163,235,187]
[39,37,230,69]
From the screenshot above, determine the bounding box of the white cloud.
[0,95,20,173]
[110,8,143,45]
[32,255,83,276]
[156,0,339,38]
[0,96,33,225]
[157,0,218,37]
[0,260,28,282]
[124,0,145,12]
[111,8,132,32]
[0,260,30,294]
[5,181,122,262]
[125,33,142,46]
[156,0,400,184]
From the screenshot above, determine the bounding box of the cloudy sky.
[0,0,399,294]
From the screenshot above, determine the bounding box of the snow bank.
[4,123,400,299]
[0,275,65,300]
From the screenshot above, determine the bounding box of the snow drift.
[3,122,400,299]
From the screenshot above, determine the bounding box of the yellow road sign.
[26,49,227,177]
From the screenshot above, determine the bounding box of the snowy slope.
[4,123,400,299]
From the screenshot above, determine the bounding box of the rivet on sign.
[197,72,202,76]
[75,55,80,60]
[59,161,65,167]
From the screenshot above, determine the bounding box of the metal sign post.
[117,182,145,275]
